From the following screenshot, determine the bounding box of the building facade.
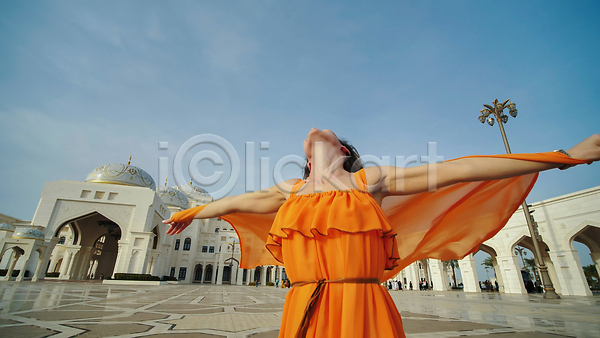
[0,162,285,286]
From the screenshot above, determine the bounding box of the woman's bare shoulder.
[274,178,304,198]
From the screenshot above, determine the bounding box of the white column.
[59,252,72,279]
[31,252,46,282]
[65,251,77,279]
[280,266,284,283]
[75,246,93,280]
[249,268,255,285]
[216,263,224,285]
[428,259,448,291]
[267,266,273,283]
[492,258,505,293]
[260,266,267,286]
[16,248,34,282]
[496,255,527,294]
[459,254,481,292]
[111,243,128,277]
[200,264,207,284]
[548,250,592,296]
[4,251,21,281]
[406,262,419,290]
[542,254,562,295]
[211,256,219,284]
[236,266,244,285]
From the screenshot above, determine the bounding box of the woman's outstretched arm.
[164,181,291,235]
[368,134,600,197]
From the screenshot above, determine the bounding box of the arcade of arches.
[393,186,600,296]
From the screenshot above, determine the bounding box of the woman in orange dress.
[164,129,600,338]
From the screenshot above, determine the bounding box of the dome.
[13,228,45,241]
[86,163,156,190]
[0,223,15,232]
[157,186,190,209]
[175,184,211,200]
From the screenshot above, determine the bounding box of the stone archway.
[474,243,503,292]
[567,224,600,296]
[0,246,25,280]
[511,236,554,294]
[49,212,122,280]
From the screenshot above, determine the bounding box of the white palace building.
[0,160,599,296]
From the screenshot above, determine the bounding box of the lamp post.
[226,240,239,284]
[478,99,560,299]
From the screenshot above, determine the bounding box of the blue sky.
[1,1,599,277]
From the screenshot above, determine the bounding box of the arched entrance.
[223,256,239,285]
[194,264,203,283]
[222,266,231,284]
[0,246,25,280]
[49,212,122,280]
[474,244,502,292]
[512,236,552,294]
[569,224,600,294]
[204,264,213,283]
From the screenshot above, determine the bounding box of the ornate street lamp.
[225,240,239,284]
[478,99,560,299]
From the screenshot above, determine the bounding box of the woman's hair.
[303,138,363,179]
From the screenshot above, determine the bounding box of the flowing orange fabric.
[167,151,590,338]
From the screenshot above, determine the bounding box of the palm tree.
[481,256,496,278]
[482,256,494,268]
[582,264,600,290]
[444,260,459,287]
[523,257,539,284]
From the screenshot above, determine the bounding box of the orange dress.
[265,173,405,337]
[169,152,590,338]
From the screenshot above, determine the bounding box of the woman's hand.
[567,134,600,162]
[164,218,193,235]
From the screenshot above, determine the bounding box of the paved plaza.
[0,281,598,338]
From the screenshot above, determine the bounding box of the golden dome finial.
[127,156,132,165]
[190,178,193,185]
[164,178,168,187]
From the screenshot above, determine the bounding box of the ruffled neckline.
[289,188,373,200]
[266,185,399,270]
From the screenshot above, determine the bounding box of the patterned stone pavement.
[0,281,598,337]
